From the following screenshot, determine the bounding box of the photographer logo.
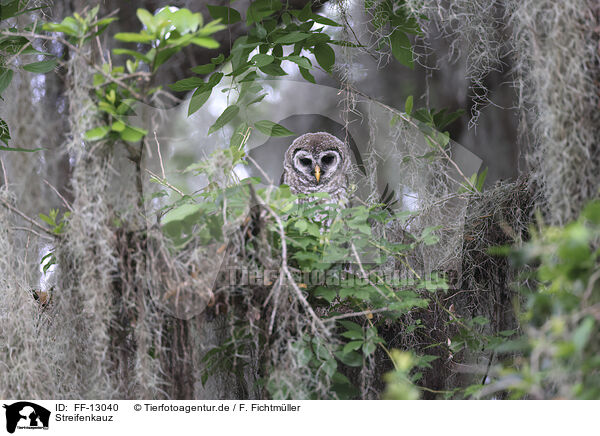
[3,402,50,433]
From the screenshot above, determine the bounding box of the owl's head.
[283,132,351,194]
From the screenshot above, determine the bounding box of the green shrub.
[486,201,600,399]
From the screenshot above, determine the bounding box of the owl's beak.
[314,164,321,183]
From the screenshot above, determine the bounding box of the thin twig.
[96,71,151,88]
[0,158,7,187]
[326,307,391,321]
[43,179,73,211]
[95,35,106,65]
[11,226,54,241]
[350,242,388,298]
[583,270,600,302]
[24,225,31,267]
[267,274,284,334]
[0,198,55,237]
[153,89,182,104]
[246,154,274,186]
[283,265,327,332]
[154,131,165,179]
[145,168,185,196]
[481,351,495,385]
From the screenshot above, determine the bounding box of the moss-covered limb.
[453,178,536,393]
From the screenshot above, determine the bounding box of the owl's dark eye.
[321,154,335,166]
[299,158,312,167]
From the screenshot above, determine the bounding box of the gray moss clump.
[510,0,600,224]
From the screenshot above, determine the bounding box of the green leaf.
[119,125,147,142]
[341,330,363,340]
[162,203,203,227]
[299,66,315,83]
[177,72,223,109]
[38,213,55,227]
[207,71,225,87]
[208,105,239,135]
[98,101,116,115]
[294,219,308,232]
[191,64,216,75]
[343,341,364,354]
[0,0,22,20]
[583,201,600,224]
[338,320,362,332]
[573,317,595,353]
[239,71,258,83]
[335,350,362,367]
[475,167,488,192]
[274,32,310,44]
[111,120,126,132]
[112,48,151,64]
[0,35,29,55]
[169,76,205,92]
[471,316,489,326]
[114,32,155,43]
[115,100,132,115]
[0,68,14,97]
[22,59,58,74]
[0,145,43,152]
[84,126,110,141]
[47,15,81,34]
[211,53,226,64]
[313,43,335,73]
[0,119,9,145]
[188,89,212,116]
[254,120,294,137]
[156,7,203,35]
[95,17,118,29]
[246,94,267,106]
[431,108,464,130]
[207,5,241,24]
[198,19,226,36]
[230,122,249,149]
[246,0,282,24]
[305,33,331,46]
[362,341,376,356]
[297,2,312,21]
[42,253,56,273]
[405,95,413,115]
[311,14,342,27]
[314,286,336,303]
[191,37,220,49]
[259,63,287,76]
[20,47,51,56]
[284,55,312,70]
[390,30,413,68]
[153,47,179,70]
[136,8,156,32]
[251,53,275,67]
[126,59,137,74]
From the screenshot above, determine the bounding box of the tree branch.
[0,198,55,237]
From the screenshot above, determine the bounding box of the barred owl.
[282,132,351,207]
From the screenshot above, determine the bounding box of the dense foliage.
[484,202,600,399]
[1,0,598,400]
